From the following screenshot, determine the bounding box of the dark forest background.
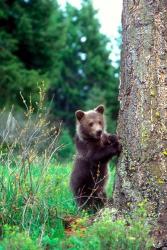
[0,0,121,158]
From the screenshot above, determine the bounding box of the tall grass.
[0,88,77,248]
[0,162,77,247]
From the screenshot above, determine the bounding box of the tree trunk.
[113,0,167,246]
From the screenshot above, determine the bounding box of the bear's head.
[75,105,105,140]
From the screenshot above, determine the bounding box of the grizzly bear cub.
[70,105,121,210]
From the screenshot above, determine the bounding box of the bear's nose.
[96,130,102,137]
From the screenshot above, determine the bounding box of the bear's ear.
[95,105,105,114]
[75,110,85,121]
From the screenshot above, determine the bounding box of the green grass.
[0,161,77,248]
[106,163,116,198]
[62,205,153,250]
[0,160,153,250]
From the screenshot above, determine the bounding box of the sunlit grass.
[0,159,152,250]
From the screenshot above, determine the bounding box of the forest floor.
[0,160,153,250]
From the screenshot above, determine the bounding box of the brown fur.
[70,105,121,210]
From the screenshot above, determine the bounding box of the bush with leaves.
[0,225,41,250]
[63,204,153,250]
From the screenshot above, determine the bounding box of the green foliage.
[0,160,77,248]
[0,157,77,238]
[106,163,116,198]
[0,97,77,248]
[0,225,41,250]
[57,128,75,161]
[0,28,46,107]
[85,207,152,250]
[0,0,120,134]
[0,0,63,107]
[0,158,153,250]
[63,205,153,250]
[0,1,44,106]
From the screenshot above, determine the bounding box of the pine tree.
[0,0,120,135]
[50,0,120,133]
[0,0,64,107]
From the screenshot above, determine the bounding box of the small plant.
[0,225,41,250]
[105,163,116,198]
[63,204,153,250]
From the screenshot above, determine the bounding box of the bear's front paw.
[101,133,113,146]
[107,135,122,156]
[108,134,119,144]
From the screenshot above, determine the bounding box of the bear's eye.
[89,122,93,127]
[98,121,102,125]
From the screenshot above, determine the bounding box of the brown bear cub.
[70,105,121,210]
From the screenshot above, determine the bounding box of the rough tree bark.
[113,0,167,246]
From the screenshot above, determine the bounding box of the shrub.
[63,204,153,250]
[0,225,41,250]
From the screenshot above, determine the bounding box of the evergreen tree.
[14,0,65,73]
[0,0,64,107]
[0,1,37,106]
[50,0,120,132]
[0,0,120,134]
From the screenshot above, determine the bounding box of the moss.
[150,89,156,97]
[141,126,149,144]
[155,111,160,119]
[156,178,165,185]
[129,165,136,171]
[162,150,167,157]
